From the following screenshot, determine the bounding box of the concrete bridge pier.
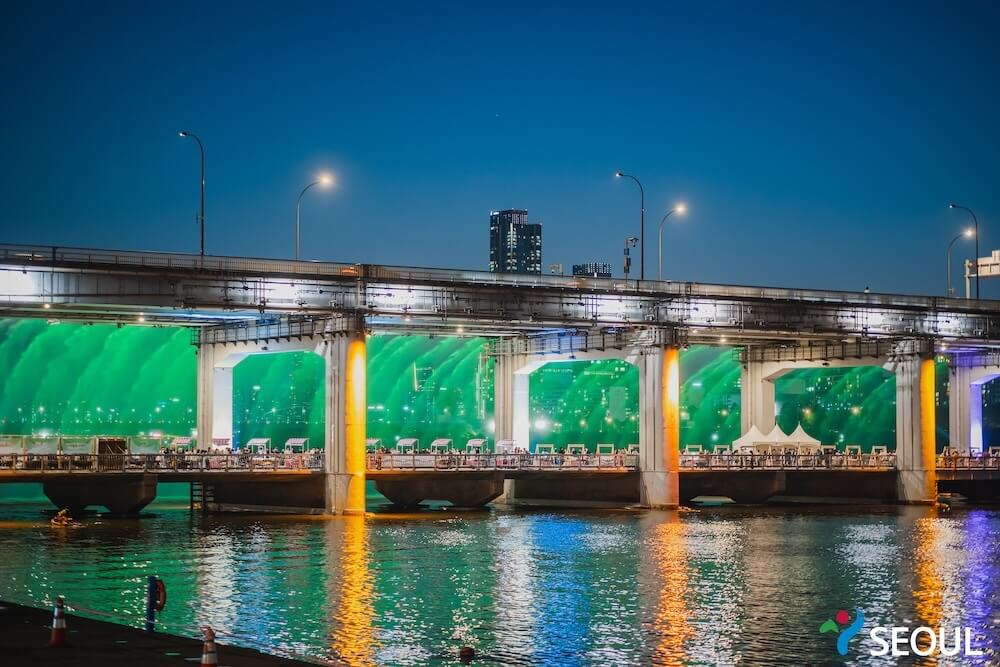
[491,335,678,508]
[195,319,366,515]
[890,348,937,503]
[494,351,528,503]
[321,329,367,515]
[43,474,158,515]
[637,345,680,509]
[949,361,1000,455]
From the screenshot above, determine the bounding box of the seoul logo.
[819,607,983,658]
[819,608,865,656]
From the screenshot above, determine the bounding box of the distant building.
[489,209,542,274]
[572,262,612,278]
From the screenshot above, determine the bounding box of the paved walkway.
[0,601,322,665]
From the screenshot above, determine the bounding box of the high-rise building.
[572,262,613,278]
[489,209,542,274]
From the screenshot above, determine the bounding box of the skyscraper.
[489,209,542,274]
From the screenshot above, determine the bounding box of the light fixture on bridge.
[295,172,336,260]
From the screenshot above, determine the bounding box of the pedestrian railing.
[366,452,639,472]
[678,451,897,471]
[0,452,323,474]
[935,453,1000,470]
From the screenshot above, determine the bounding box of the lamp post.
[616,172,645,280]
[657,203,687,281]
[947,228,975,297]
[950,203,980,298]
[623,236,638,281]
[295,173,334,260]
[178,131,205,256]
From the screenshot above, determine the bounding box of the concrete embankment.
[0,600,319,665]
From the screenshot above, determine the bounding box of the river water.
[0,499,998,666]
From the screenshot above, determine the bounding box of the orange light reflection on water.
[649,513,692,664]
[328,515,376,665]
[911,509,944,654]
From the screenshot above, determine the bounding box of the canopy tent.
[732,425,767,451]
[788,423,821,446]
[763,424,794,445]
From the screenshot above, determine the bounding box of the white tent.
[763,424,794,445]
[732,425,767,451]
[788,423,820,446]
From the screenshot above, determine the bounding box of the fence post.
[145,575,156,633]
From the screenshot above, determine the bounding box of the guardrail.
[3,242,996,312]
[0,452,323,473]
[935,454,1000,470]
[367,452,639,472]
[679,452,897,470]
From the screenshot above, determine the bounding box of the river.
[1,499,998,665]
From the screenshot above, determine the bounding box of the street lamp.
[616,172,645,280]
[657,203,687,281]
[178,131,205,256]
[295,173,334,260]
[950,203,980,298]
[623,236,638,280]
[947,227,975,297]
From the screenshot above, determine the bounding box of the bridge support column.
[196,344,234,446]
[740,359,776,434]
[639,345,680,509]
[322,330,367,515]
[949,365,973,454]
[893,351,937,503]
[494,351,527,503]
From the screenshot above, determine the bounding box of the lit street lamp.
[947,227,975,297]
[657,203,687,281]
[616,172,645,280]
[178,131,205,256]
[295,173,334,260]
[950,203,980,298]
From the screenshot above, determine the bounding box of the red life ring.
[155,578,167,612]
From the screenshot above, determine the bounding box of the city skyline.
[2,3,999,296]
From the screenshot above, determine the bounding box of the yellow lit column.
[662,346,681,507]
[639,345,680,508]
[323,330,367,514]
[895,353,937,503]
[344,335,367,514]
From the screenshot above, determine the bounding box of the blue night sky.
[1,1,998,296]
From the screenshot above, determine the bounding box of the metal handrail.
[0,452,323,473]
[366,452,639,472]
[935,453,1000,470]
[678,452,897,471]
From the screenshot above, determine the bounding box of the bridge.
[5,243,1000,512]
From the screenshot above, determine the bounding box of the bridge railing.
[367,452,639,472]
[0,452,323,473]
[678,451,897,471]
[935,453,1000,470]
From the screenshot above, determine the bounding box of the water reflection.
[329,515,375,665]
[641,512,691,665]
[0,503,998,665]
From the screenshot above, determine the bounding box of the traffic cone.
[200,626,218,666]
[49,596,67,647]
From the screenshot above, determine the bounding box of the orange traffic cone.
[49,596,67,647]
[200,626,218,666]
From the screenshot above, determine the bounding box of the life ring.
[155,578,167,612]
